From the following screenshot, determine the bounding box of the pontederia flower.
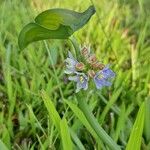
[68,72,88,93]
[64,51,78,74]
[93,66,115,89]
[64,51,85,74]
[65,46,115,92]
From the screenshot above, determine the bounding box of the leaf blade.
[60,118,73,150]
[18,6,95,49]
[144,99,150,143]
[0,140,9,150]
[65,100,100,143]
[18,23,72,50]
[126,102,145,150]
[35,5,95,32]
[41,90,61,131]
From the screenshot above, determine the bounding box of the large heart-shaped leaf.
[18,5,95,50]
[18,23,72,50]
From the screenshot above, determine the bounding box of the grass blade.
[60,118,73,150]
[126,102,145,150]
[99,87,123,124]
[114,103,126,142]
[144,98,150,143]
[69,128,85,150]
[0,140,9,150]
[65,100,100,141]
[41,90,61,131]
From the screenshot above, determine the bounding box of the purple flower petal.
[68,51,76,60]
[94,78,111,89]
[68,76,78,81]
[76,82,83,93]
[93,65,115,89]
[65,58,77,66]
[101,66,115,78]
[68,72,88,93]
[64,51,78,74]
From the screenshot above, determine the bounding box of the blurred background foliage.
[0,0,150,149]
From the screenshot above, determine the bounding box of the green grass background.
[0,0,150,149]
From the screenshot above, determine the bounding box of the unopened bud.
[87,54,97,64]
[88,70,95,78]
[91,62,105,70]
[97,63,105,70]
[81,46,89,58]
[91,61,99,68]
[75,62,85,71]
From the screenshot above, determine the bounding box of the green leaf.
[36,134,45,150]
[64,100,100,143]
[27,104,46,136]
[60,118,73,150]
[114,103,126,142]
[69,128,86,150]
[126,102,145,150]
[35,6,95,32]
[18,23,72,50]
[41,90,61,131]
[0,140,9,150]
[99,87,123,124]
[144,98,150,143]
[18,5,95,50]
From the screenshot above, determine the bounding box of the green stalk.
[69,36,81,59]
[77,93,121,150]
[70,36,121,150]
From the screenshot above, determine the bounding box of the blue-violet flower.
[68,72,88,93]
[65,46,115,92]
[64,51,78,74]
[93,66,115,89]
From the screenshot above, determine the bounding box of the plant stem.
[69,36,81,59]
[77,93,121,150]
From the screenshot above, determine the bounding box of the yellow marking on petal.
[79,76,84,83]
[98,74,104,79]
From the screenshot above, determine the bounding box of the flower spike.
[64,47,115,92]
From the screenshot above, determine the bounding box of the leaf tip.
[88,5,96,14]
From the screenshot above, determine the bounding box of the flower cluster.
[64,46,115,93]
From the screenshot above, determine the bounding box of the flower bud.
[88,70,95,78]
[87,54,97,64]
[91,62,105,70]
[75,62,85,71]
[97,63,105,70]
[81,46,89,58]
